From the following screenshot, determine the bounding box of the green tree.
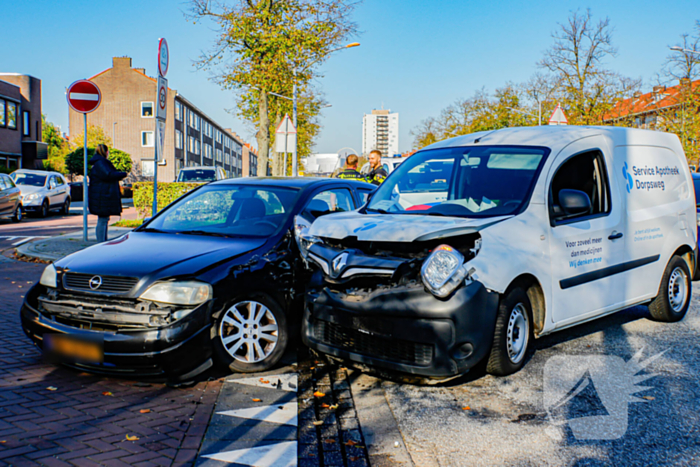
[69,123,112,150]
[42,115,68,173]
[190,0,358,176]
[65,147,132,177]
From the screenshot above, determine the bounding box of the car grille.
[313,319,433,366]
[63,273,139,294]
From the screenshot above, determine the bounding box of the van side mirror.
[559,189,591,217]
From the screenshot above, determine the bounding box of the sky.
[2,0,699,155]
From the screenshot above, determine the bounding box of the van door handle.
[608,231,623,240]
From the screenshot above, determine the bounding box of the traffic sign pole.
[153,38,169,217]
[83,113,88,241]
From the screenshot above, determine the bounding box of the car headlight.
[421,245,470,298]
[140,281,212,305]
[24,193,39,201]
[40,264,57,288]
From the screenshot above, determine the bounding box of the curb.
[15,228,133,263]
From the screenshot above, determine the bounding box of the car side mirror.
[559,189,591,217]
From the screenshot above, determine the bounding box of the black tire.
[40,200,49,218]
[11,205,22,223]
[649,255,691,322]
[212,294,288,373]
[61,198,71,215]
[486,287,534,376]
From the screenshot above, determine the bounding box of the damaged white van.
[300,126,697,379]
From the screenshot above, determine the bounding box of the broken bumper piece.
[303,279,499,379]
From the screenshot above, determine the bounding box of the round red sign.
[67,80,102,113]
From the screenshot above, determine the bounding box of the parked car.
[302,126,696,381]
[21,178,375,380]
[177,166,227,183]
[11,169,70,217]
[69,181,84,202]
[0,173,23,222]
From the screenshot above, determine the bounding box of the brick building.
[0,74,46,169]
[68,57,254,181]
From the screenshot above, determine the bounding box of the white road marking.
[202,441,297,467]
[228,374,298,392]
[12,237,35,246]
[218,401,298,426]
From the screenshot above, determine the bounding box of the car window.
[55,175,65,186]
[0,176,8,190]
[693,177,700,206]
[146,185,298,237]
[549,150,610,224]
[12,172,47,187]
[49,176,57,189]
[303,188,356,220]
[357,188,373,204]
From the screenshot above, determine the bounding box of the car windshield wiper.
[177,230,228,237]
[366,207,391,214]
[139,227,167,233]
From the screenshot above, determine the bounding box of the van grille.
[313,319,433,366]
[63,273,138,295]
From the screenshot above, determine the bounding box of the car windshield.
[367,145,549,218]
[143,184,299,237]
[178,169,217,182]
[693,177,700,206]
[12,172,46,187]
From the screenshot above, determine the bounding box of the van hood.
[308,211,510,242]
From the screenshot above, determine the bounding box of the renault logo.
[331,252,349,277]
[89,276,103,290]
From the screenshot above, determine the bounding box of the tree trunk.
[256,90,271,176]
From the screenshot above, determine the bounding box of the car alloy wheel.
[219,300,279,364]
[41,200,49,218]
[62,198,70,215]
[12,205,22,223]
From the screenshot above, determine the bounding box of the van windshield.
[367,145,549,218]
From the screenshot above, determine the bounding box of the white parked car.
[11,170,71,218]
[176,166,228,183]
[301,126,696,380]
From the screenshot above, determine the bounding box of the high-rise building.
[362,109,398,157]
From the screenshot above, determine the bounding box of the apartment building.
[362,109,399,157]
[0,74,46,169]
[68,57,251,181]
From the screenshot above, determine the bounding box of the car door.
[54,175,69,204]
[5,175,20,213]
[0,176,10,215]
[48,176,62,206]
[301,187,357,222]
[547,141,628,327]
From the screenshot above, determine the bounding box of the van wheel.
[649,256,691,322]
[212,295,288,373]
[486,287,533,376]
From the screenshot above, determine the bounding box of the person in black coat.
[88,144,127,242]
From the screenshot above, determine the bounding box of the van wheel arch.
[672,245,694,276]
[505,275,546,338]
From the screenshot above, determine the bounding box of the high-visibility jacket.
[367,166,388,186]
[335,168,366,181]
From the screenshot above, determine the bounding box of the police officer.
[367,149,388,186]
[335,154,366,181]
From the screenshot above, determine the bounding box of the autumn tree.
[662,20,700,82]
[538,9,641,124]
[69,123,112,150]
[190,0,358,176]
[42,115,68,173]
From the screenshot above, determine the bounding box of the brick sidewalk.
[0,258,223,467]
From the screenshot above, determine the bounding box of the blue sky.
[2,0,698,154]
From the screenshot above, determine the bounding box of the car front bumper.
[303,278,499,379]
[20,284,213,381]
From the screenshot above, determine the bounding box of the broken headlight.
[40,263,57,288]
[421,244,469,298]
[140,281,212,305]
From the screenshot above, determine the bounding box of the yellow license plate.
[45,334,103,363]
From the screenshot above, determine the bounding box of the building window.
[175,101,182,121]
[176,130,183,149]
[0,100,5,127]
[22,111,30,137]
[7,102,16,130]
[196,139,201,155]
[141,102,154,118]
[141,160,154,177]
[141,131,154,147]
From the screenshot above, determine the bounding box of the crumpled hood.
[308,211,510,242]
[56,231,267,279]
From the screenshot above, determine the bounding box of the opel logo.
[331,252,349,277]
[89,276,103,290]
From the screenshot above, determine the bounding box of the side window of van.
[549,151,610,225]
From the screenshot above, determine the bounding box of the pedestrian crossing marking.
[217,401,298,426]
[227,374,298,392]
[201,441,297,467]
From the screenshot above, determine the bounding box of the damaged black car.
[21,178,374,380]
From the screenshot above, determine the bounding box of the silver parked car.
[176,166,228,183]
[0,173,22,222]
[11,170,71,218]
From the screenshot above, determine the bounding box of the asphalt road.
[378,288,700,466]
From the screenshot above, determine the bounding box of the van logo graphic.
[622,162,634,193]
[331,252,349,276]
[88,276,103,290]
[543,348,665,440]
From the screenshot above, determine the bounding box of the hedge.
[133,182,203,218]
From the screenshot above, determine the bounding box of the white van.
[299,126,696,379]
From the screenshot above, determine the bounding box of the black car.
[21,178,375,380]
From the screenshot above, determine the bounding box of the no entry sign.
[67,80,101,113]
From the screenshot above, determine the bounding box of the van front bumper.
[303,280,499,378]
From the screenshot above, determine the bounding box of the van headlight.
[140,281,212,305]
[421,245,469,298]
[40,264,57,288]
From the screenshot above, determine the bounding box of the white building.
[302,153,344,176]
[362,109,399,157]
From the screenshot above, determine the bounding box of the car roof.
[211,176,374,190]
[179,166,218,171]
[13,169,61,176]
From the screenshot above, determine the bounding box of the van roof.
[426,126,682,154]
